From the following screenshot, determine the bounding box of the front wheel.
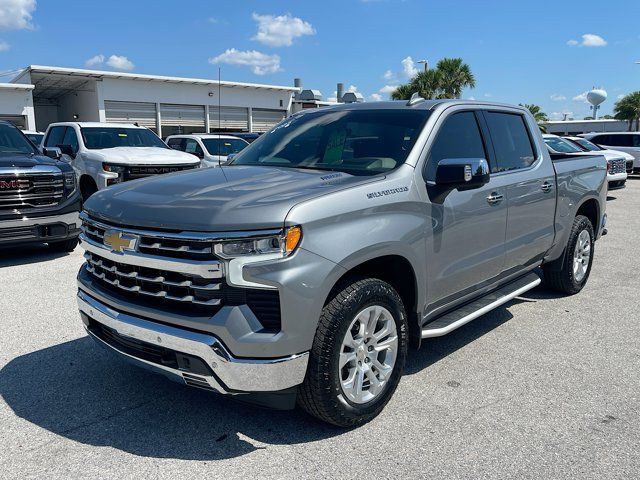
[543,215,595,294]
[298,277,408,427]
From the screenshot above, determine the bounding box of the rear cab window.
[45,126,67,148]
[484,112,536,172]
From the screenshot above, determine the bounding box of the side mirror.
[225,153,237,164]
[435,158,490,188]
[43,146,62,160]
[58,144,76,158]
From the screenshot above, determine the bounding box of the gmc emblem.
[0,179,29,190]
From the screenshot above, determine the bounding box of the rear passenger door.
[482,110,556,273]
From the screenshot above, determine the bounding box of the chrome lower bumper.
[77,290,309,394]
[1,211,80,244]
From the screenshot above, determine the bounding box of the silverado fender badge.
[366,186,409,199]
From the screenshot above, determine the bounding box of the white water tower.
[587,88,607,120]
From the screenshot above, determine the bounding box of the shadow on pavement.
[0,244,72,267]
[0,336,340,461]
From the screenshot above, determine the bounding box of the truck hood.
[0,153,61,168]
[84,165,378,231]
[84,147,200,165]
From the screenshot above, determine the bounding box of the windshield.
[202,138,248,156]
[0,124,37,155]
[81,127,168,150]
[231,109,430,176]
[544,136,583,154]
[25,133,44,145]
[571,138,602,151]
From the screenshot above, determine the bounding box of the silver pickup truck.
[76,99,607,427]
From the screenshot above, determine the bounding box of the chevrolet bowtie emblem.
[103,230,138,253]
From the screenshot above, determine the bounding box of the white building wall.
[0,86,36,130]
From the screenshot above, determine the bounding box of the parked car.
[211,131,261,143]
[563,136,635,175]
[41,122,201,201]
[0,121,81,251]
[77,100,607,427]
[23,130,45,147]
[166,134,249,168]
[580,132,640,173]
[543,134,627,189]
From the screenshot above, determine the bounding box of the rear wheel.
[298,278,408,427]
[543,215,595,294]
[80,177,98,203]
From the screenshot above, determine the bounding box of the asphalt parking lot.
[1,180,639,480]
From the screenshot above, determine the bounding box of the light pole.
[417,59,428,72]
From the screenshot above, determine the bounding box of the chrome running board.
[421,272,541,338]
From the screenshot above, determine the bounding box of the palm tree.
[519,104,548,133]
[408,69,442,99]
[388,57,475,101]
[390,84,415,101]
[520,104,548,123]
[434,58,475,99]
[614,91,640,131]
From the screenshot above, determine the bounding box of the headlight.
[214,226,302,259]
[63,171,76,194]
[103,163,126,174]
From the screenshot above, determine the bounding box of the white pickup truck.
[42,122,201,201]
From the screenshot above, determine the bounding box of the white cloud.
[484,93,492,98]
[251,13,315,47]
[467,96,476,100]
[207,17,219,24]
[567,33,607,47]
[327,90,337,102]
[0,0,35,30]
[550,93,566,101]
[106,55,135,71]
[401,56,418,77]
[369,93,383,102]
[209,48,281,75]
[347,85,358,93]
[573,91,588,102]
[380,85,398,94]
[383,69,394,81]
[617,94,624,99]
[85,54,105,67]
[0,40,9,51]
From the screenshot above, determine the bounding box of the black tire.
[298,277,408,427]
[48,237,79,253]
[543,215,595,294]
[80,178,98,203]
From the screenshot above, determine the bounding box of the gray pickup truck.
[77,99,607,427]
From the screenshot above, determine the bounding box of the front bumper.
[77,289,309,394]
[0,211,80,245]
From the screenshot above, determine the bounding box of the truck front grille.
[124,164,198,181]
[609,158,626,175]
[0,173,63,210]
[80,214,282,331]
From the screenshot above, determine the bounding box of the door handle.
[486,192,504,205]
[541,181,554,193]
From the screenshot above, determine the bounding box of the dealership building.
[2,65,298,136]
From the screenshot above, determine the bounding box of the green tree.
[389,57,474,101]
[390,84,415,101]
[614,91,640,131]
[435,58,475,98]
[519,104,549,123]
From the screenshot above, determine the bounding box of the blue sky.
[0,0,638,119]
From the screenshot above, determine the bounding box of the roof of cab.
[48,122,147,128]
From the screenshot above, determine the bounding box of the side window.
[590,135,608,145]
[184,139,203,156]
[62,127,79,153]
[425,111,488,180]
[485,112,536,172]
[45,126,67,148]
[167,138,184,150]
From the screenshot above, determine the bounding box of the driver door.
[422,110,508,310]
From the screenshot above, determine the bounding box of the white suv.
[166,134,249,168]
[580,132,640,173]
[42,122,201,201]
